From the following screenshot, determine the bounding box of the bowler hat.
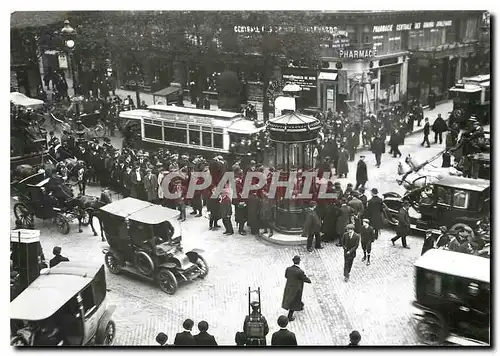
[292,255,301,262]
[371,188,378,194]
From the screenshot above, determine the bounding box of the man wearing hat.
[143,167,159,203]
[302,201,323,252]
[271,315,297,346]
[243,300,269,346]
[360,219,375,265]
[365,188,384,239]
[281,256,311,321]
[342,224,360,281]
[49,246,69,268]
[391,200,411,248]
[355,155,368,190]
[421,229,436,255]
[435,226,450,249]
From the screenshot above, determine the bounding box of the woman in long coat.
[336,147,349,178]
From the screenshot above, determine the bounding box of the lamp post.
[61,20,80,116]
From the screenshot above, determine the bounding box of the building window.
[408,28,447,50]
[372,30,402,55]
[144,124,163,140]
[463,18,479,42]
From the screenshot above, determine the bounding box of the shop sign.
[151,110,212,125]
[282,68,318,92]
[339,48,377,59]
[234,25,348,37]
[373,20,452,32]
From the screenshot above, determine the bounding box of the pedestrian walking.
[281,255,311,321]
[365,188,384,239]
[360,219,375,265]
[432,113,448,144]
[303,201,322,252]
[174,319,196,346]
[243,301,269,346]
[355,155,368,190]
[421,118,431,147]
[348,330,361,346]
[271,315,298,346]
[194,320,218,346]
[342,224,360,282]
[391,200,411,248]
[76,163,88,195]
[389,130,402,158]
[371,135,385,168]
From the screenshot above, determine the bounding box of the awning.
[318,72,337,81]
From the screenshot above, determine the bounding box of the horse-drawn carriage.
[11,172,91,234]
[100,197,209,294]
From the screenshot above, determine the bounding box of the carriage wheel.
[94,124,105,138]
[102,320,116,345]
[55,214,70,235]
[416,316,444,345]
[104,252,123,274]
[195,256,209,279]
[79,209,91,226]
[13,203,34,227]
[157,268,178,295]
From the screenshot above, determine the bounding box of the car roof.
[434,176,490,191]
[415,249,489,283]
[100,197,179,224]
[10,262,103,321]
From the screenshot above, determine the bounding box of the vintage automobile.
[10,262,116,346]
[448,74,490,127]
[11,171,91,234]
[383,176,490,234]
[99,197,208,295]
[412,249,490,345]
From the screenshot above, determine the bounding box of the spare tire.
[135,250,154,276]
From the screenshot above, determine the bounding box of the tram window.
[213,134,223,149]
[202,132,212,147]
[164,127,187,144]
[189,130,201,145]
[452,190,469,209]
[144,124,163,141]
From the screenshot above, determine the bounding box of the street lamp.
[61,20,78,98]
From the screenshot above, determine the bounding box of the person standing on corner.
[271,315,298,346]
[421,118,431,148]
[303,201,323,252]
[391,200,411,248]
[342,224,360,282]
[432,113,448,144]
[281,255,311,321]
[220,190,234,235]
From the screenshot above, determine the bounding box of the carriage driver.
[46,171,73,205]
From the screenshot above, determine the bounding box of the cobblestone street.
[11,100,462,345]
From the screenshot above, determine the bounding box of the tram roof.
[148,105,242,119]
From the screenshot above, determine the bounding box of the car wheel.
[104,252,123,274]
[157,268,178,295]
[195,256,209,279]
[416,316,444,345]
[13,203,34,227]
[79,209,91,226]
[102,320,116,345]
[55,214,70,235]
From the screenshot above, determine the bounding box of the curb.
[259,232,307,246]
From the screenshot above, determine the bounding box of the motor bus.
[448,74,490,126]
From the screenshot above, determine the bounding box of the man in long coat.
[342,224,360,282]
[355,155,368,190]
[391,200,411,248]
[143,168,158,203]
[335,201,351,246]
[303,201,322,252]
[365,188,384,239]
[336,146,349,178]
[282,255,311,321]
[371,136,385,168]
[247,191,261,235]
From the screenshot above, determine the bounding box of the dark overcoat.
[336,205,351,235]
[365,196,384,229]
[207,195,221,219]
[321,204,339,237]
[281,265,311,311]
[336,149,349,175]
[219,196,232,218]
[271,329,298,346]
[247,193,261,229]
[396,207,411,236]
[356,160,368,183]
[302,209,321,236]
